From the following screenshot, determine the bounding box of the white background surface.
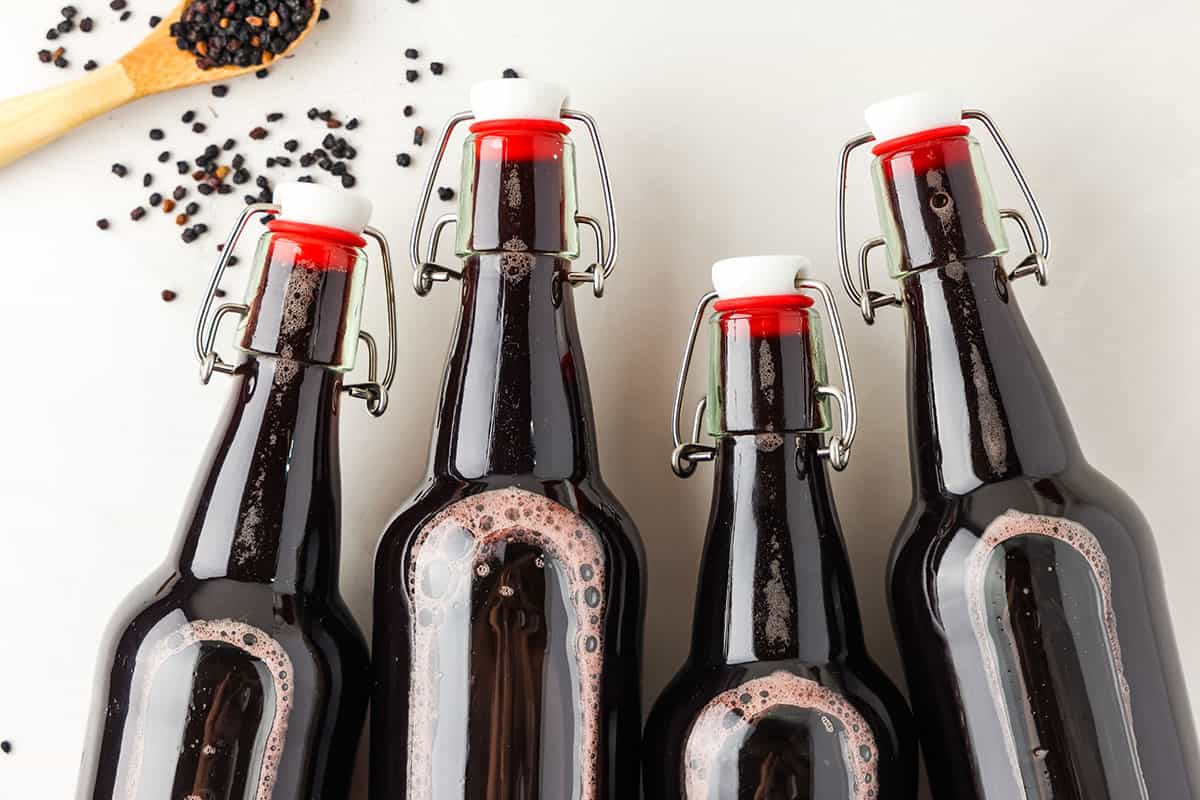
[1,1,1197,797]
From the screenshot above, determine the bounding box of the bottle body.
[871,131,1200,799]
[644,440,915,800]
[645,294,915,799]
[370,251,645,800]
[891,259,1200,800]
[373,477,644,800]
[77,362,370,800]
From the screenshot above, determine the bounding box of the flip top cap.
[470,78,568,122]
[865,89,964,143]
[273,181,372,235]
[712,255,811,300]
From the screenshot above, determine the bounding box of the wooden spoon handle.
[0,63,138,169]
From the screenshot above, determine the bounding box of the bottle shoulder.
[891,464,1159,595]
[102,571,366,665]
[647,658,913,752]
[377,474,644,561]
[902,460,1147,546]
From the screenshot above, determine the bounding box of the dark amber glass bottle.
[370,80,644,800]
[77,184,390,800]
[838,91,1200,799]
[644,257,916,799]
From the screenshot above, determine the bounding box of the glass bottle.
[76,184,396,799]
[836,90,1200,799]
[644,256,916,799]
[370,79,645,800]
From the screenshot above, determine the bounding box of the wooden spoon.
[0,0,322,169]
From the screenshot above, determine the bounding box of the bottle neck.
[875,135,1081,492]
[176,356,343,592]
[457,120,579,258]
[176,221,364,592]
[430,253,599,481]
[432,122,595,482]
[689,434,864,666]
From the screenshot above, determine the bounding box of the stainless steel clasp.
[836,109,1052,324]
[193,204,399,417]
[408,108,619,298]
[669,276,859,477]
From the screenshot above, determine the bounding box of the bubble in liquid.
[475,563,491,578]
[584,587,601,608]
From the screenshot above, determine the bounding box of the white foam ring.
[963,510,1147,798]
[122,619,294,799]
[405,487,608,799]
[682,671,880,798]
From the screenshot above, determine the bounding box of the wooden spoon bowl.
[0,0,322,169]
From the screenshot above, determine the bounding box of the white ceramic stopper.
[711,255,811,299]
[470,78,568,122]
[273,182,372,234]
[865,89,964,143]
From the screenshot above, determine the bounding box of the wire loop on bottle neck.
[836,108,1052,324]
[194,205,398,417]
[669,277,858,477]
[409,108,618,299]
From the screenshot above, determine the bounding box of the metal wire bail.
[194,207,399,417]
[836,108,1052,324]
[669,277,859,477]
[343,225,399,417]
[670,291,719,478]
[194,202,276,383]
[797,279,858,471]
[408,107,619,298]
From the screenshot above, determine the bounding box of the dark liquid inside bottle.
[77,226,371,800]
[877,134,1200,799]
[643,301,916,799]
[371,122,645,800]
